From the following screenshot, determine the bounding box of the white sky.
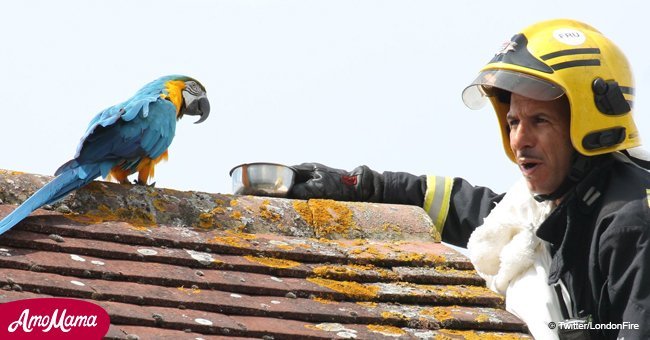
[2,0,649,195]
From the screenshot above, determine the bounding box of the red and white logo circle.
[0,298,110,339]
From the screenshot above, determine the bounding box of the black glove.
[290,163,383,202]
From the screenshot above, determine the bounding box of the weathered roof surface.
[0,170,531,339]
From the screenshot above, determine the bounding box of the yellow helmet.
[462,19,639,162]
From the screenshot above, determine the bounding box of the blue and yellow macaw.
[0,75,210,235]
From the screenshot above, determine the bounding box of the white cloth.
[467,178,564,340]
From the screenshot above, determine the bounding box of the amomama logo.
[0,298,110,339]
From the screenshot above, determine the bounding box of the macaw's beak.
[185,95,210,124]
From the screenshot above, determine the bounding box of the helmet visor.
[462,69,565,109]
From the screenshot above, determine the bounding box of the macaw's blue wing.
[75,77,177,152]
[76,83,170,154]
[56,96,177,179]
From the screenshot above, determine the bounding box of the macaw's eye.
[186,81,201,95]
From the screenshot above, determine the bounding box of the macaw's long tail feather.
[55,159,79,176]
[0,165,100,236]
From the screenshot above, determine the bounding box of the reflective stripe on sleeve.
[423,175,453,235]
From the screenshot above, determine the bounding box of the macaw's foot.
[134,179,156,187]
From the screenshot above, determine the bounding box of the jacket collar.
[535,154,614,283]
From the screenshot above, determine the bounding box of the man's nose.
[510,122,535,152]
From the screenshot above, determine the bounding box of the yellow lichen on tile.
[207,235,250,248]
[417,284,504,304]
[374,268,399,280]
[349,264,377,271]
[348,245,386,261]
[152,199,167,212]
[310,199,356,238]
[275,244,295,251]
[259,208,281,221]
[367,324,406,336]
[312,265,356,278]
[430,227,442,243]
[434,329,526,340]
[229,211,242,219]
[396,252,425,262]
[312,263,397,281]
[210,206,226,215]
[381,311,409,321]
[177,286,202,295]
[304,324,319,331]
[392,250,447,265]
[229,199,239,207]
[350,239,368,246]
[421,306,454,322]
[199,212,215,229]
[356,301,377,308]
[425,253,447,264]
[311,297,339,304]
[475,314,490,322]
[307,277,379,300]
[292,201,313,225]
[454,285,502,300]
[295,199,360,238]
[259,200,282,222]
[349,248,364,255]
[381,223,402,234]
[65,203,156,228]
[197,205,228,229]
[225,229,256,239]
[244,255,301,269]
[129,225,150,232]
[435,267,477,278]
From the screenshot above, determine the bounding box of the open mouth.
[519,161,541,174]
[522,162,537,170]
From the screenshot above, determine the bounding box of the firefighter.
[287,19,649,339]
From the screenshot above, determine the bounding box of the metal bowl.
[229,162,296,197]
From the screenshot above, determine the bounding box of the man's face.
[507,93,574,195]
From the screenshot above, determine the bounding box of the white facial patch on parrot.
[553,29,586,46]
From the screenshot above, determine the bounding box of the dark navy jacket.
[382,154,650,339]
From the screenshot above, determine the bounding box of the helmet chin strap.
[533,152,593,202]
